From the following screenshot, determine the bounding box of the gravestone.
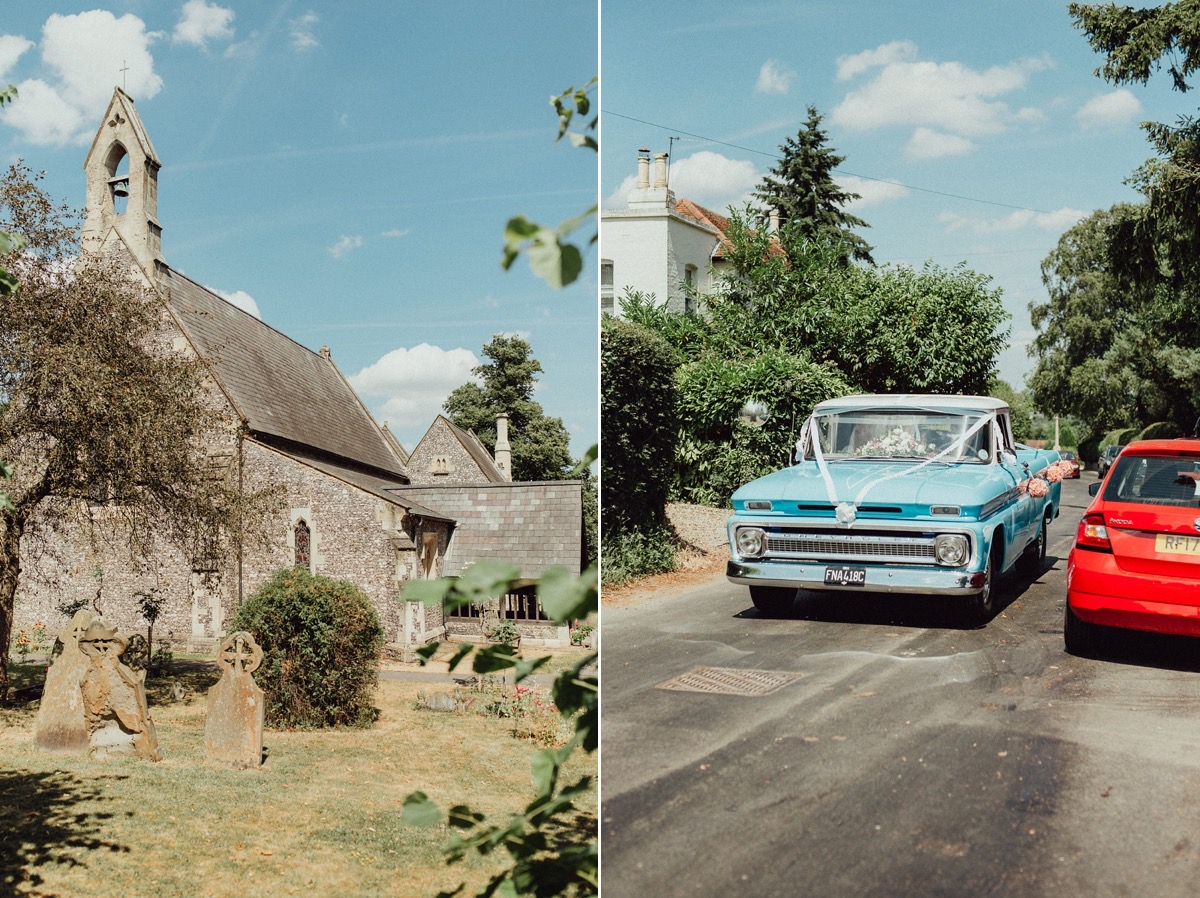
[33,609,94,754]
[204,631,265,769]
[78,619,162,760]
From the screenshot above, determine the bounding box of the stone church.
[13,88,583,650]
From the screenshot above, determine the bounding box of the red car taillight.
[1075,512,1112,552]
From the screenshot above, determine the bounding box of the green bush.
[1138,421,1183,440]
[601,523,679,587]
[601,316,677,534]
[233,567,385,728]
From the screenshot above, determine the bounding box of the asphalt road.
[600,476,1200,897]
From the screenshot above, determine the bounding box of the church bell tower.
[81,87,166,288]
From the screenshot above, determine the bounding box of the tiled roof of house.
[394,481,583,578]
[164,268,409,480]
[674,198,735,258]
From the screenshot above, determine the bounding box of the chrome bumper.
[726,559,983,596]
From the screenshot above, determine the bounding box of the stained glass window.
[294,519,311,568]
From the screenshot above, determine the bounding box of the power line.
[603,109,1082,220]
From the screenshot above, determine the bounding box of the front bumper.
[726,559,983,596]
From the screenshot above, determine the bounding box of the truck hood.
[732,459,1020,514]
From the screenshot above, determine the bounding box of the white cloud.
[173,0,235,49]
[213,287,261,318]
[289,12,319,52]
[0,11,162,146]
[836,40,918,81]
[905,127,976,160]
[838,175,910,209]
[348,343,480,435]
[755,59,795,95]
[328,235,362,258]
[938,206,1087,234]
[1075,89,1142,129]
[381,227,410,238]
[831,42,1051,154]
[0,35,33,78]
[602,173,636,209]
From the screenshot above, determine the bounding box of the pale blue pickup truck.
[726,394,1064,622]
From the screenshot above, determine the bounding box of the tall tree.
[1070,2,1200,301]
[752,106,874,264]
[0,163,266,698]
[443,334,575,482]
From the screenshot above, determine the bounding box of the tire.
[749,585,796,617]
[965,543,1002,625]
[1018,511,1050,578]
[1064,601,1104,657]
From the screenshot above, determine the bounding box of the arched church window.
[294,519,311,568]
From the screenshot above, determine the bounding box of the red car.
[1058,450,1081,478]
[1065,439,1200,654]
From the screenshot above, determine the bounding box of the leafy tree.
[752,106,874,264]
[444,334,576,482]
[625,209,1008,504]
[0,163,270,698]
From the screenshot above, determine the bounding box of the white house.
[601,149,737,316]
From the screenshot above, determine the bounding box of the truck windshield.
[810,409,993,463]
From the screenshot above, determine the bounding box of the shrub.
[233,567,384,728]
[601,523,679,587]
[601,316,677,534]
[1138,421,1183,440]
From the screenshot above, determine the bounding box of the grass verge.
[0,659,596,898]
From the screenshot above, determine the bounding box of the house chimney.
[636,149,650,189]
[768,207,780,233]
[652,152,669,188]
[494,413,512,482]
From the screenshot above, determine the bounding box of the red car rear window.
[1102,453,1200,507]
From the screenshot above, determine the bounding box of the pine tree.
[753,106,874,264]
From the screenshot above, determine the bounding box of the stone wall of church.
[10,439,451,652]
[12,505,202,653]
[238,441,448,643]
[407,419,493,484]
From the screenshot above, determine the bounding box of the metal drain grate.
[656,666,802,697]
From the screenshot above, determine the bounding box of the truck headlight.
[735,528,766,559]
[934,534,969,566]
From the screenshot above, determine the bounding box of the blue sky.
[600,0,1187,389]
[0,1,598,457]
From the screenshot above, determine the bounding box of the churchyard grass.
[0,656,597,898]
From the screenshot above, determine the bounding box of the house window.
[601,260,614,312]
[683,265,698,314]
[294,519,311,568]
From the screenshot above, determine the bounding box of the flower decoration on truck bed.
[727,394,1063,623]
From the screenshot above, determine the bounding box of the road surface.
[600,477,1200,897]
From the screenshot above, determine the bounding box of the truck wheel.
[966,543,1002,625]
[1018,511,1050,577]
[749,585,796,617]
[1064,602,1103,657]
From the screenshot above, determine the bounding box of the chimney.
[652,153,669,188]
[636,148,650,189]
[768,207,780,233]
[628,148,676,211]
[494,413,512,482]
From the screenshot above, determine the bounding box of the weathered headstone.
[33,609,94,754]
[204,631,265,769]
[78,618,162,761]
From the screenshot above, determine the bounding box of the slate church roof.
[164,268,409,481]
[394,480,583,578]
